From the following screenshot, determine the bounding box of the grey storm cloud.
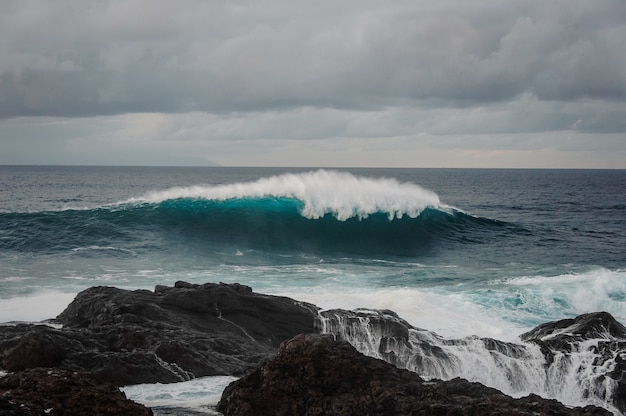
[1,0,625,124]
[1,0,625,168]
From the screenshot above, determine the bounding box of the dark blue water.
[1,166,624,338]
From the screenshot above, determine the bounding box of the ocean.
[1,166,625,413]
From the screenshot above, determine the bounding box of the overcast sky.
[1,0,625,168]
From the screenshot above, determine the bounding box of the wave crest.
[133,170,443,221]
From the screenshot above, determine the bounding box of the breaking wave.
[1,170,514,257]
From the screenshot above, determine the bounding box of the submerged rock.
[217,333,609,416]
[0,367,152,415]
[0,282,318,385]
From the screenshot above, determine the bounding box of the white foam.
[276,287,526,342]
[503,268,626,323]
[0,291,76,323]
[130,170,443,220]
[121,376,237,411]
[70,245,136,254]
[274,268,626,344]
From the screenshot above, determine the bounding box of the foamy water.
[122,376,237,414]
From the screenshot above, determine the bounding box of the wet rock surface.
[0,282,318,385]
[217,333,610,416]
[0,368,151,415]
[0,283,624,414]
[521,312,626,413]
[320,309,626,414]
[520,311,626,349]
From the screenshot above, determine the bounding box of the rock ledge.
[217,333,610,416]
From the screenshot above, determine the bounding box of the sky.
[1,0,625,168]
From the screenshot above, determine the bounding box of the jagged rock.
[0,368,151,415]
[1,283,624,414]
[0,282,318,385]
[319,308,539,388]
[321,309,626,414]
[217,333,609,416]
[521,311,626,413]
[0,328,69,372]
[520,311,626,350]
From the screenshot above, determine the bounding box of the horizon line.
[1,164,625,171]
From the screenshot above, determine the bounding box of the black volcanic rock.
[56,281,317,346]
[0,282,318,385]
[217,333,609,416]
[319,308,535,384]
[520,311,626,349]
[1,283,625,414]
[521,311,626,413]
[321,309,626,414]
[0,368,152,415]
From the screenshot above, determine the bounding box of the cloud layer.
[1,0,625,167]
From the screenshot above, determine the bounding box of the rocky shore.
[1,282,624,415]
[1,282,319,386]
[217,333,609,416]
[0,368,152,416]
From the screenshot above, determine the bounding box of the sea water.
[1,166,625,412]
